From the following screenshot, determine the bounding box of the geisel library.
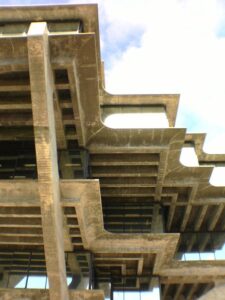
[0,3,225,300]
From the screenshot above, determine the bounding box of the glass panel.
[113,289,160,300]
[183,253,200,261]
[14,276,26,288]
[113,277,160,300]
[177,233,225,261]
[199,252,215,260]
[2,251,92,289]
[27,276,48,289]
[114,291,123,300]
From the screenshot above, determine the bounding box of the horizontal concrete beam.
[0,289,104,300]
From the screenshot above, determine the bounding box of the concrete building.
[0,3,224,300]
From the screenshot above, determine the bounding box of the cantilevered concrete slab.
[0,4,225,300]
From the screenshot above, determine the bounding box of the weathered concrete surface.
[0,289,49,300]
[28,22,69,300]
[0,4,100,50]
[0,273,8,289]
[0,3,225,299]
[0,289,104,300]
[198,284,225,300]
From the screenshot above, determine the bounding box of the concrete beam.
[59,151,74,179]
[174,283,184,300]
[166,195,177,231]
[53,90,67,149]
[194,205,208,231]
[162,284,169,300]
[27,22,69,300]
[0,289,104,300]
[67,63,85,146]
[208,204,224,231]
[186,283,198,300]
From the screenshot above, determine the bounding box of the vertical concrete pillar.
[151,204,164,233]
[27,22,69,300]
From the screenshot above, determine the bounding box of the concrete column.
[27,22,69,300]
[151,204,164,233]
[0,271,8,288]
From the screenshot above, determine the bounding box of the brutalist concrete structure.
[0,4,225,300]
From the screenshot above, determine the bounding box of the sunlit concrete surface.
[0,3,224,300]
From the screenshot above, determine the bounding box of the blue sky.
[1,0,225,154]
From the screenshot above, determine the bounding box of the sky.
[1,0,225,155]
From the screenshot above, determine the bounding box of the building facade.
[0,4,224,300]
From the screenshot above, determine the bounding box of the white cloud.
[91,0,225,154]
